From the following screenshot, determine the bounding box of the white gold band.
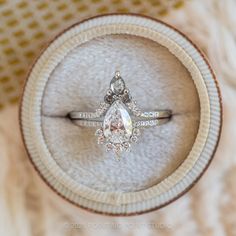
[71,116,171,128]
[69,110,171,120]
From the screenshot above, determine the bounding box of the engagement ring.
[69,71,172,156]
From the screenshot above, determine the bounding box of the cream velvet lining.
[21,15,221,214]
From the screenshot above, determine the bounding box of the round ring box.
[20,14,222,216]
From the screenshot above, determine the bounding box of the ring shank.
[69,110,172,120]
[71,117,171,128]
[69,110,171,128]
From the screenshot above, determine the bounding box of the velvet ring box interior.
[20,14,222,215]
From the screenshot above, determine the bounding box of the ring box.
[20,14,222,215]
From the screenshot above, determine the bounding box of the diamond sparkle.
[103,100,133,144]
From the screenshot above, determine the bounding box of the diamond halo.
[95,71,141,155]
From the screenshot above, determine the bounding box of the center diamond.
[103,100,133,144]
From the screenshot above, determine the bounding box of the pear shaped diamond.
[103,100,133,144]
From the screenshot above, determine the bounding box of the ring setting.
[69,71,172,157]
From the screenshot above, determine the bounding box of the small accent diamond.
[95,128,103,136]
[110,75,125,94]
[133,128,140,136]
[97,136,105,144]
[130,135,138,143]
[123,142,131,151]
[106,142,113,151]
